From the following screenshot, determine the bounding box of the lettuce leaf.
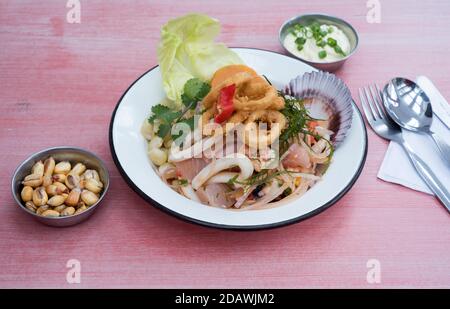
[157,14,242,108]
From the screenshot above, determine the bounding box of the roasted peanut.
[65,174,80,190]
[21,158,104,218]
[69,163,86,176]
[74,205,87,215]
[36,205,49,216]
[52,173,66,183]
[43,157,55,176]
[53,205,67,212]
[47,195,66,207]
[81,169,100,182]
[54,161,71,174]
[61,207,75,216]
[54,182,69,194]
[41,210,60,217]
[65,188,81,207]
[21,186,33,202]
[42,175,53,187]
[32,187,48,206]
[31,161,44,177]
[46,184,57,196]
[25,201,37,212]
[81,189,99,206]
[84,178,103,194]
[22,174,43,187]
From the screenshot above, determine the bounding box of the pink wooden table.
[1,0,449,288]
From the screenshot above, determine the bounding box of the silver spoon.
[383,77,450,164]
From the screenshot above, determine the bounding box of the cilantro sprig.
[148,78,210,138]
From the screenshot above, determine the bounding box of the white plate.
[109,48,367,230]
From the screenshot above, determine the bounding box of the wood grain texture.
[1,0,449,288]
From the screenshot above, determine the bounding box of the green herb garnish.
[181,78,211,109]
[228,169,292,191]
[148,78,210,138]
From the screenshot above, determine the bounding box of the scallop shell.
[284,71,353,147]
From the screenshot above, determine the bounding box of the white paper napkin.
[377,76,450,194]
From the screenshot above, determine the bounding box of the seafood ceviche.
[141,14,340,210]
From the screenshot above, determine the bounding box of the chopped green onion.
[327,37,337,47]
[297,45,303,51]
[318,50,327,59]
[295,37,306,45]
[316,40,326,47]
[333,45,346,56]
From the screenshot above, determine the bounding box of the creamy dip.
[284,23,351,63]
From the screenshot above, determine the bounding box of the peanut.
[61,207,75,216]
[32,187,48,206]
[21,186,33,202]
[53,205,67,213]
[43,157,55,176]
[47,195,66,207]
[36,205,49,216]
[81,189,99,206]
[54,161,71,174]
[74,205,87,215]
[69,163,86,176]
[65,174,80,190]
[25,201,37,212]
[41,210,60,217]
[65,188,81,207]
[84,178,103,194]
[52,174,66,183]
[31,161,44,177]
[22,174,43,187]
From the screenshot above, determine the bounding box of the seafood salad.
[141,14,352,209]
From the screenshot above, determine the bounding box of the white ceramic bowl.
[109,48,367,230]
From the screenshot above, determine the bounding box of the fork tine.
[358,88,374,122]
[363,86,380,120]
[369,84,384,118]
[374,84,389,119]
[369,85,387,121]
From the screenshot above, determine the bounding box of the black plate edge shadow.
[108,47,368,231]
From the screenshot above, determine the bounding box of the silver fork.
[359,84,450,212]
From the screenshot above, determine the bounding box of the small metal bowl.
[11,146,110,227]
[279,13,359,72]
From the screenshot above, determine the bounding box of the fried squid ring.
[243,110,286,148]
[202,72,254,109]
[233,76,279,111]
[269,96,285,110]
